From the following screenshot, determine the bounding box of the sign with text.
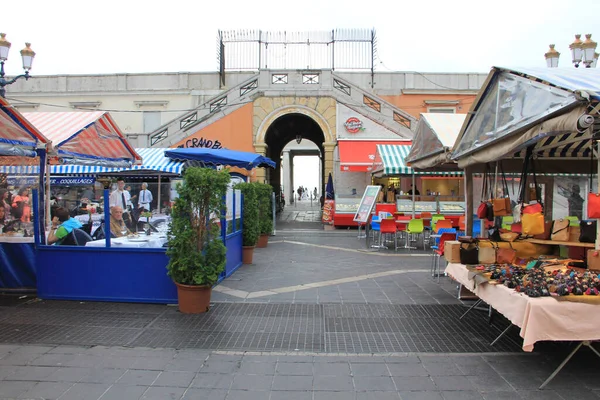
[353,185,381,223]
[7,176,96,187]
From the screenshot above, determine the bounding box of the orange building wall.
[172,103,254,151]
[172,103,255,178]
[380,94,477,119]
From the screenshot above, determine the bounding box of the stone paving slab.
[0,346,599,399]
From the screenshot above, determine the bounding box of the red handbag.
[587,144,600,218]
[589,193,600,218]
[522,202,543,214]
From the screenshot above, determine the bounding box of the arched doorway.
[264,113,325,206]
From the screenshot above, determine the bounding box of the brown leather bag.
[493,197,512,217]
[551,219,570,242]
[496,243,517,264]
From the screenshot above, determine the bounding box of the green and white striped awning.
[376,144,463,176]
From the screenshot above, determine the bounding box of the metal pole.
[272,191,276,236]
[412,172,416,218]
[157,174,162,214]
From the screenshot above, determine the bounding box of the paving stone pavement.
[1,219,599,399]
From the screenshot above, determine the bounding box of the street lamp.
[544,44,560,68]
[0,33,36,97]
[545,34,598,68]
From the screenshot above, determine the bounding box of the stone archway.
[252,98,337,186]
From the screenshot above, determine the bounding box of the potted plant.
[140,211,153,235]
[255,183,273,248]
[234,181,259,264]
[166,167,230,313]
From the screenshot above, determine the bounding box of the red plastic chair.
[379,218,399,250]
[431,232,457,282]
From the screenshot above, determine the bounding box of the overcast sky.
[1,0,598,76]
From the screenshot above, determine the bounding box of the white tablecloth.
[0,236,34,243]
[446,263,600,352]
[85,233,168,248]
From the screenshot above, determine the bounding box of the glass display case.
[333,195,362,226]
[396,199,465,215]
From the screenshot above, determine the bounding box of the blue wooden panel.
[223,231,243,280]
[0,243,37,289]
[37,246,177,304]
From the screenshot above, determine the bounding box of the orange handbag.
[522,212,545,236]
[492,163,512,217]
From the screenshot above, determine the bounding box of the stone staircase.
[149,70,416,147]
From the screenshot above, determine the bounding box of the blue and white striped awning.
[0,148,183,175]
[376,145,463,176]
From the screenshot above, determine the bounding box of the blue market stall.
[0,97,51,291]
[36,147,275,304]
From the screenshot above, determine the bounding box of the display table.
[446,262,600,352]
[446,262,600,388]
[525,238,595,248]
[85,233,167,248]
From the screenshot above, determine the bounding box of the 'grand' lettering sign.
[178,137,223,149]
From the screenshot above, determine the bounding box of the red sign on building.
[344,117,364,134]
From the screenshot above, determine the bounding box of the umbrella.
[164,148,276,170]
[325,172,334,199]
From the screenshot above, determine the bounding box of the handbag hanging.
[492,162,512,217]
[477,166,494,221]
[580,220,597,243]
[551,219,570,242]
[459,243,479,265]
[587,141,600,219]
[496,242,517,264]
[522,212,545,236]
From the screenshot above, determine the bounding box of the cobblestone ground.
[0,204,598,399]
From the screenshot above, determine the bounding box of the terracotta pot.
[242,245,255,264]
[174,282,211,314]
[257,234,269,248]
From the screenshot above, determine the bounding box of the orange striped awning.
[0,97,49,151]
[22,111,141,163]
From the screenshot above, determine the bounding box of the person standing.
[138,183,153,212]
[11,187,31,222]
[109,179,133,230]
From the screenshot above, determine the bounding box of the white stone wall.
[335,170,370,198]
[336,104,407,140]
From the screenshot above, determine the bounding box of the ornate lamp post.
[545,34,598,68]
[0,33,36,97]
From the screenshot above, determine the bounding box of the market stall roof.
[338,139,410,172]
[164,148,276,170]
[0,97,50,157]
[451,66,600,172]
[373,144,463,176]
[0,148,183,176]
[22,111,141,167]
[405,113,466,170]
